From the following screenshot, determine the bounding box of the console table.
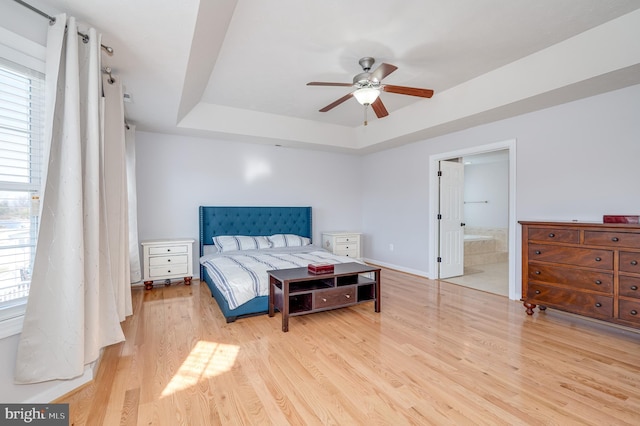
[268,262,381,332]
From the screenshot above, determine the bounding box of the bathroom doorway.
[429,140,517,299]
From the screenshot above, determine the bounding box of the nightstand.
[141,238,194,290]
[321,232,362,259]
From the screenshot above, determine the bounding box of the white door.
[438,160,465,278]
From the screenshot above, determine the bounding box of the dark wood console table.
[268,262,381,332]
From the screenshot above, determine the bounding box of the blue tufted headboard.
[199,206,312,276]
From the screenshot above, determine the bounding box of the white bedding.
[200,246,362,310]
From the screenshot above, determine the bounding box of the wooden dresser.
[520,221,640,329]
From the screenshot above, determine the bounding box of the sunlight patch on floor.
[161,340,239,397]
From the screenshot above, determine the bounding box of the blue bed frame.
[199,206,312,322]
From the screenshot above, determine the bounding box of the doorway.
[428,140,518,300]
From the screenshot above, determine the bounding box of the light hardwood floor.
[58,268,640,425]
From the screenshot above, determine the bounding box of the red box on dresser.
[307,262,334,274]
[603,215,639,224]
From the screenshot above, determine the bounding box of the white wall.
[362,83,640,275]
[135,131,364,276]
[464,160,509,229]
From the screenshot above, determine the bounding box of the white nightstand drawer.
[149,245,188,255]
[149,264,189,278]
[149,254,188,267]
[335,249,358,258]
[335,236,358,244]
[335,243,357,252]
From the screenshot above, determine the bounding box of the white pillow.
[268,234,311,248]
[213,235,272,252]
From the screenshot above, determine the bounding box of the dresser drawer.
[618,299,640,324]
[313,287,356,309]
[584,231,640,249]
[149,264,189,278]
[527,263,612,293]
[149,245,189,255]
[335,235,359,244]
[527,228,579,244]
[619,252,640,274]
[527,283,613,319]
[528,244,613,270]
[149,254,188,266]
[335,243,358,257]
[619,275,640,298]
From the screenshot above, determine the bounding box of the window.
[0,56,44,334]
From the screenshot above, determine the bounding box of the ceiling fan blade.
[371,98,389,118]
[383,85,434,98]
[370,63,398,82]
[319,92,354,112]
[307,82,353,87]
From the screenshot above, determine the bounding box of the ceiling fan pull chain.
[364,104,368,126]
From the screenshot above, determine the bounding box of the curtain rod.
[12,0,114,55]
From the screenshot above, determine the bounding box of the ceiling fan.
[307,57,434,124]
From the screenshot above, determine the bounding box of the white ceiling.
[15,0,640,153]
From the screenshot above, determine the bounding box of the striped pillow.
[268,234,311,248]
[213,235,272,252]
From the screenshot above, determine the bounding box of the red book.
[308,262,334,274]
[603,215,639,224]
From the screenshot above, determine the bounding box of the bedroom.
[1,0,640,422]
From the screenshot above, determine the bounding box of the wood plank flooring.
[58,268,640,425]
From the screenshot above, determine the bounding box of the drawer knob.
[595,302,602,308]
[535,290,541,294]
[535,250,541,255]
[535,271,541,275]
[595,280,602,285]
[631,310,638,316]
[548,233,555,238]
[345,294,351,299]
[611,237,619,242]
[167,270,171,273]
[631,260,638,266]
[167,249,171,252]
[631,286,638,291]
[167,259,171,262]
[322,298,327,302]
[595,257,601,262]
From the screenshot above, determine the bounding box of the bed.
[199,206,361,322]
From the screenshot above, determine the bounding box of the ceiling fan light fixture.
[353,87,380,105]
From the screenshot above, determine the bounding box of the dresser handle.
[167,259,171,262]
[167,249,171,252]
[345,294,351,299]
[595,303,602,308]
[535,290,541,294]
[595,257,601,262]
[631,260,638,266]
[631,286,638,291]
[167,270,171,273]
[535,250,541,255]
[611,237,619,242]
[535,271,541,275]
[548,233,555,238]
[631,310,638,316]
[595,280,602,285]
[322,298,327,302]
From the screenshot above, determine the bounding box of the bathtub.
[464,234,493,242]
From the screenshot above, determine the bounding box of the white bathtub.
[464,234,493,242]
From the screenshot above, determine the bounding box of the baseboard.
[362,258,430,278]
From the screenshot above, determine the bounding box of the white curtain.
[125,124,141,283]
[15,14,132,384]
